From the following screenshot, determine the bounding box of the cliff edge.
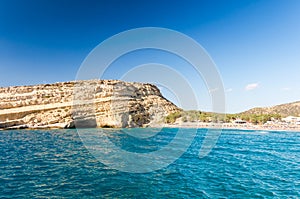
[0,80,180,130]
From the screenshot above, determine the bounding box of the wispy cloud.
[281,87,291,91]
[225,88,233,92]
[245,83,259,91]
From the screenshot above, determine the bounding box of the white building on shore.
[282,116,300,124]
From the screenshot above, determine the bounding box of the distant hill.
[241,101,300,117]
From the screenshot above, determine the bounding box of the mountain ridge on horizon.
[241,101,300,117]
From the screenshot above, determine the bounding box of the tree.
[165,111,182,123]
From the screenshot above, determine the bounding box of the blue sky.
[0,0,299,113]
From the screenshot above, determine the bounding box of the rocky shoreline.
[1,80,299,132]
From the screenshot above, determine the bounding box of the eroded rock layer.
[0,80,180,129]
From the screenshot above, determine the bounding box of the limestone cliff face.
[0,80,180,129]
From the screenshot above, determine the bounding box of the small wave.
[255,130,269,134]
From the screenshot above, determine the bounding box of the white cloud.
[245,83,259,91]
[225,88,233,92]
[281,87,291,91]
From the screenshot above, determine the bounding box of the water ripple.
[0,129,299,198]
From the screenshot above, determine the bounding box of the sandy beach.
[164,122,300,132]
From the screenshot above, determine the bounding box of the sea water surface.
[0,128,299,198]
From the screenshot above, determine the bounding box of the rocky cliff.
[0,80,180,130]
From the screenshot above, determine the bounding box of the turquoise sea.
[1,128,299,198]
